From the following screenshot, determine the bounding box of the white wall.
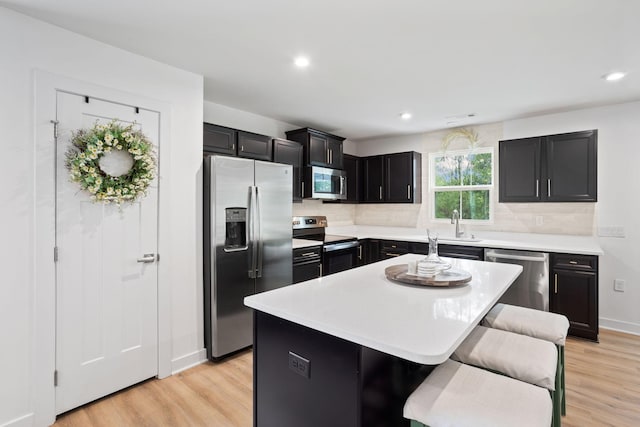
[204,100,298,138]
[504,101,640,334]
[0,7,203,426]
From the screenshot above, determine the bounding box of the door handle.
[301,181,304,198]
[255,186,263,278]
[137,253,156,263]
[248,185,257,278]
[358,245,363,260]
[536,179,539,198]
[407,184,411,200]
[547,179,551,197]
[554,274,558,294]
[379,186,382,200]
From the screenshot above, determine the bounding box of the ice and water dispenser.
[224,207,247,251]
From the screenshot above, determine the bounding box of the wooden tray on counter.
[384,264,472,287]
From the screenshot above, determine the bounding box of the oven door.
[322,240,360,276]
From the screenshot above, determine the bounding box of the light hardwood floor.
[54,329,640,427]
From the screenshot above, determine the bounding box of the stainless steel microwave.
[307,166,347,200]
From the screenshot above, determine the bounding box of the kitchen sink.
[438,236,483,243]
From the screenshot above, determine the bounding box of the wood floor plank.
[53,329,640,427]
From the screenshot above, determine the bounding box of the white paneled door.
[55,92,159,414]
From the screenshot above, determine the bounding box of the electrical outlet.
[535,216,544,226]
[614,279,625,292]
[288,351,310,379]
[598,226,626,238]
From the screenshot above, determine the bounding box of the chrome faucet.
[451,209,464,238]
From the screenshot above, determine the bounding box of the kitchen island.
[245,254,523,427]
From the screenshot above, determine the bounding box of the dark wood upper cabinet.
[203,123,236,156]
[499,130,597,202]
[385,152,421,203]
[362,152,421,203]
[343,154,362,203]
[499,137,542,202]
[545,131,597,202]
[362,155,385,202]
[285,127,346,169]
[237,131,273,161]
[273,138,303,201]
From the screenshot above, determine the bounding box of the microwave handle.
[340,175,345,196]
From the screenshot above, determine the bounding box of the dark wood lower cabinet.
[254,312,425,427]
[360,239,381,265]
[550,253,599,341]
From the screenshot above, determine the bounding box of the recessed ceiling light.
[294,56,310,68]
[400,112,412,120]
[603,71,626,81]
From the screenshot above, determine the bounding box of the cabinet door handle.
[232,143,235,150]
[554,273,558,294]
[536,179,539,198]
[358,245,363,260]
[386,252,401,257]
[569,260,578,265]
[379,186,382,200]
[319,263,323,277]
[301,181,304,198]
[241,145,244,152]
[327,148,330,163]
[407,184,411,200]
[547,179,551,197]
[330,149,333,164]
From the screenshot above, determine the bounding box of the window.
[429,147,493,222]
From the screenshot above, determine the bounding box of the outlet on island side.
[614,279,625,292]
[535,216,544,226]
[289,351,310,379]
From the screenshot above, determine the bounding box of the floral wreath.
[65,120,156,205]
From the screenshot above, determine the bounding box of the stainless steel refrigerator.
[204,155,293,359]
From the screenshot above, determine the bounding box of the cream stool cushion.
[483,303,570,346]
[452,325,557,390]
[404,359,553,427]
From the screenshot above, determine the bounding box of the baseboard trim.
[600,318,640,336]
[0,413,34,427]
[171,348,207,375]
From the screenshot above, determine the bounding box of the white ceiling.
[3,0,640,140]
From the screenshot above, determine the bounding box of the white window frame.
[429,147,494,224]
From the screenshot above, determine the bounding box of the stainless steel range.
[293,216,360,276]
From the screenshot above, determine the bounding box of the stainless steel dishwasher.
[484,248,550,311]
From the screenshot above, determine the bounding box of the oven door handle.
[323,241,360,252]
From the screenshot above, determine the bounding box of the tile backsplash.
[293,122,596,236]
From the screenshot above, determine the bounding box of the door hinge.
[54,246,59,262]
[54,370,58,387]
[50,120,59,139]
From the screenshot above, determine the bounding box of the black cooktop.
[297,233,357,244]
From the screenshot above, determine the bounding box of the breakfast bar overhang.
[245,254,523,427]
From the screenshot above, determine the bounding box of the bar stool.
[451,326,561,426]
[482,303,569,416]
[404,359,552,427]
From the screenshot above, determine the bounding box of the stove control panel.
[292,216,327,229]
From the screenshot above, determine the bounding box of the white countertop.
[325,225,603,256]
[292,238,322,249]
[245,254,522,365]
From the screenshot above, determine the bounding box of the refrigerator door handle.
[255,186,263,278]
[248,185,258,279]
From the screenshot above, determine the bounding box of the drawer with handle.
[552,254,598,271]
